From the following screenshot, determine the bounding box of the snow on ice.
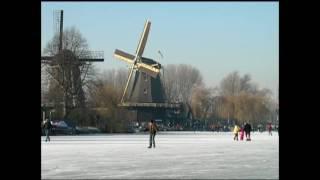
[41,131,279,179]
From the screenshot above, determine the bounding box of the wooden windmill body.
[114,20,181,122]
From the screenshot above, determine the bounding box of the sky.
[41,2,279,98]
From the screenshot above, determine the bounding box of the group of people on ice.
[233,122,278,141]
[233,122,252,141]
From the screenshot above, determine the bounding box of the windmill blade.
[53,10,64,52]
[114,49,135,64]
[136,62,160,78]
[121,64,136,103]
[59,10,63,52]
[135,20,151,57]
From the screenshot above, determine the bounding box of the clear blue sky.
[41,2,278,98]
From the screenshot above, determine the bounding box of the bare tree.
[218,71,274,126]
[190,85,213,120]
[220,71,241,96]
[85,68,132,132]
[115,68,128,91]
[163,64,203,103]
[42,26,93,119]
[43,26,89,57]
[240,74,251,92]
[41,64,51,105]
[86,68,131,109]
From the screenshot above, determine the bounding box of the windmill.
[41,10,104,119]
[114,20,181,122]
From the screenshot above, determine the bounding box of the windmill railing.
[78,51,104,61]
[119,102,182,109]
[41,102,55,108]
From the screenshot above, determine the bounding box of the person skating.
[258,124,262,133]
[233,124,240,141]
[244,122,252,141]
[43,119,52,142]
[268,123,272,136]
[240,125,244,141]
[148,119,158,148]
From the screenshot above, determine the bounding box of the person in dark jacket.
[43,119,52,142]
[148,119,158,148]
[244,122,252,141]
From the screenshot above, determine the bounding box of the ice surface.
[41,131,278,179]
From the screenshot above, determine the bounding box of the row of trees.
[190,71,277,128]
[163,64,203,103]
[41,27,278,132]
[43,66,277,131]
[162,65,277,128]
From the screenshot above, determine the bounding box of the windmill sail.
[135,20,151,57]
[114,49,135,64]
[114,20,165,104]
[136,62,160,78]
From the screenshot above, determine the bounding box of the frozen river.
[41,131,278,179]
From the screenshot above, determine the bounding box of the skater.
[43,119,52,142]
[258,124,262,133]
[148,119,158,148]
[233,124,240,141]
[240,125,245,141]
[268,123,272,136]
[244,122,252,141]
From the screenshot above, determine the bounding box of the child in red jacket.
[240,127,244,141]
